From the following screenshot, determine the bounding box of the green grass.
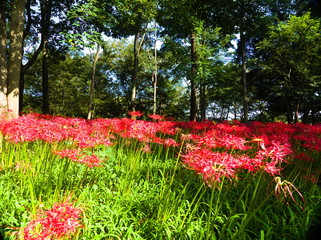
[0,136,321,239]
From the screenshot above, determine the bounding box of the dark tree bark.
[200,80,206,121]
[130,30,145,114]
[41,0,53,114]
[152,22,157,115]
[19,0,53,113]
[131,31,140,112]
[87,43,100,120]
[190,31,197,121]
[42,47,49,114]
[7,0,26,118]
[0,1,8,111]
[240,31,248,123]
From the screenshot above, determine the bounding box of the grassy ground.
[1,114,321,239]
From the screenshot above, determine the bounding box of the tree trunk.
[294,99,300,123]
[131,32,140,112]
[152,73,157,115]
[240,32,248,123]
[19,71,24,113]
[87,43,100,120]
[42,44,49,114]
[0,1,8,111]
[19,0,30,113]
[152,22,157,115]
[190,31,197,121]
[41,0,52,114]
[130,30,145,114]
[7,0,26,118]
[286,101,293,123]
[200,81,206,121]
[302,109,309,123]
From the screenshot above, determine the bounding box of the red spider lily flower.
[119,120,159,143]
[23,202,83,240]
[216,133,250,151]
[236,154,262,172]
[163,138,179,147]
[251,136,269,150]
[148,114,165,121]
[151,136,164,144]
[257,141,292,164]
[53,149,81,161]
[165,116,175,121]
[128,111,144,117]
[182,148,239,184]
[180,133,195,142]
[78,154,105,168]
[53,149,105,168]
[264,161,283,176]
[156,121,177,135]
[142,144,152,153]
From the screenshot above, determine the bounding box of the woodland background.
[1,0,321,123]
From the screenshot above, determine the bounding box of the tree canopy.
[1,0,320,123]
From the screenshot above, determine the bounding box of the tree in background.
[257,12,321,123]
[0,0,26,118]
[109,0,157,113]
[21,0,79,113]
[4,0,321,122]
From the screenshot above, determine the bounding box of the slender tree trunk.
[152,72,157,115]
[42,44,49,114]
[7,0,26,118]
[0,1,8,111]
[286,101,293,123]
[226,105,230,121]
[239,0,248,123]
[302,109,309,123]
[190,31,197,121]
[311,109,316,124]
[220,106,224,122]
[240,32,248,123]
[131,32,140,112]
[200,80,206,121]
[19,0,30,113]
[130,30,145,114]
[19,0,51,113]
[294,99,300,123]
[240,31,249,123]
[41,0,52,114]
[87,43,100,120]
[152,22,157,115]
[19,71,24,113]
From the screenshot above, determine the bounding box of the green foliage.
[12,0,321,122]
[256,12,321,122]
[1,137,320,239]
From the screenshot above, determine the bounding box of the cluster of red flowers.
[178,120,321,184]
[0,113,112,147]
[23,202,83,240]
[1,113,321,184]
[53,149,105,168]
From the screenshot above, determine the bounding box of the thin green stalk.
[178,183,206,230]
[233,173,272,239]
[26,170,37,215]
[53,158,71,201]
